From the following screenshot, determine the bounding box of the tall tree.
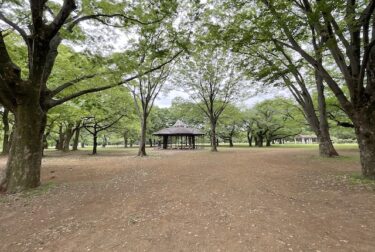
[0,0,183,192]
[247,43,338,156]
[128,60,171,156]
[258,0,375,178]
[176,49,245,151]
[209,1,338,156]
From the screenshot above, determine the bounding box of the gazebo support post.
[163,136,168,149]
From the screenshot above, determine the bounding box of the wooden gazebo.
[153,120,204,149]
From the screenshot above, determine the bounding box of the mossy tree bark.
[0,98,47,193]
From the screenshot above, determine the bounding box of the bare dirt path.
[0,147,374,252]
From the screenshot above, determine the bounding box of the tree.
[81,88,134,155]
[259,0,375,178]
[176,49,245,151]
[247,98,302,147]
[128,62,171,156]
[247,44,338,156]
[168,97,206,127]
[0,0,183,192]
[209,1,338,156]
[217,104,243,147]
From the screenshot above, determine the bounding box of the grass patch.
[348,173,375,187]
[21,182,56,198]
[312,154,360,162]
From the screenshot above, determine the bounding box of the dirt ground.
[0,147,374,252]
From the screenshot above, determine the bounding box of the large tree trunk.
[315,71,339,157]
[210,121,218,152]
[355,113,375,179]
[138,116,147,156]
[254,136,258,146]
[266,139,271,147]
[2,109,10,155]
[229,137,234,147]
[256,133,264,147]
[0,105,46,193]
[72,124,80,151]
[62,123,74,152]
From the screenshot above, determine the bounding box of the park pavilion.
[153,120,205,150]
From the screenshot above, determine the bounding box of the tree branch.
[49,73,101,97]
[67,13,164,32]
[47,50,183,108]
[47,0,76,39]
[0,12,29,44]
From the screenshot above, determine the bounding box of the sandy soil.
[0,147,374,252]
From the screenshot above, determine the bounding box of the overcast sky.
[155,88,290,108]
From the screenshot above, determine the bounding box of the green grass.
[348,173,375,187]
[20,182,56,198]
[0,182,56,203]
[217,143,359,150]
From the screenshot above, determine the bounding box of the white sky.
[155,88,290,108]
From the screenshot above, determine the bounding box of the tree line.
[0,0,373,192]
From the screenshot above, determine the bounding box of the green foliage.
[217,104,244,142]
[247,98,304,143]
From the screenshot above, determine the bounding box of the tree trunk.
[247,131,252,147]
[316,71,339,157]
[92,132,98,155]
[266,139,271,147]
[124,133,128,148]
[56,124,64,150]
[138,116,147,156]
[62,123,74,152]
[0,105,46,193]
[72,125,80,151]
[355,114,375,179]
[149,138,153,147]
[229,137,234,147]
[210,121,218,152]
[257,134,264,147]
[2,108,10,155]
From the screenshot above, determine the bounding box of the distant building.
[153,120,205,149]
[294,134,318,144]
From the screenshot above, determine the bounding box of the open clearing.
[1,147,374,252]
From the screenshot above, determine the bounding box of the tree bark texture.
[210,121,218,152]
[0,105,46,193]
[138,116,147,156]
[72,123,80,151]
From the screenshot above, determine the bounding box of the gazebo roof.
[153,120,204,136]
